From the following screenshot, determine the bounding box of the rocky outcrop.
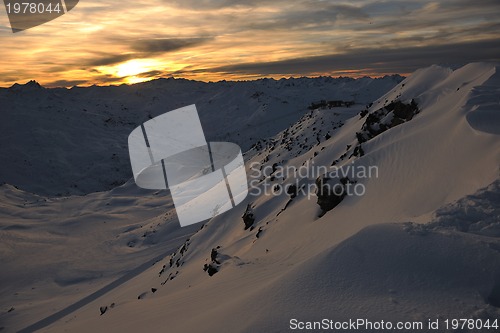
[242,204,255,230]
[315,176,352,216]
[357,100,419,143]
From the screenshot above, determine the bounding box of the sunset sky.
[0,0,499,87]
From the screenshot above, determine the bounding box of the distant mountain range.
[0,75,403,196]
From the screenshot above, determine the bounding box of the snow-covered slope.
[0,180,201,331]
[1,63,499,333]
[0,74,402,332]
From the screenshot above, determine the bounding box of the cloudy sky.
[0,0,499,87]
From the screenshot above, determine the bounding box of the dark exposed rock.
[211,248,221,264]
[242,204,255,230]
[203,263,219,276]
[100,306,107,315]
[391,100,418,122]
[272,163,279,174]
[357,100,419,145]
[351,145,364,157]
[316,176,352,216]
[180,243,188,255]
[286,184,298,198]
[158,264,166,277]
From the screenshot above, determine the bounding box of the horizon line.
[1,73,409,89]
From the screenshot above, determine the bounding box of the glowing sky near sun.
[0,0,499,87]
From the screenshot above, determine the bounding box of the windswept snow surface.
[1,64,500,332]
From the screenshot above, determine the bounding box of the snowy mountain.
[1,63,499,333]
[0,75,402,197]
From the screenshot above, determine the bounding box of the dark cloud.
[45,74,123,88]
[166,0,282,10]
[205,38,500,76]
[135,70,164,78]
[315,3,369,20]
[131,37,212,53]
[441,0,500,10]
[87,54,137,66]
[361,0,422,15]
[177,2,369,33]
[358,0,500,34]
[91,74,129,85]
[46,79,88,88]
[166,0,369,28]
[1,76,20,83]
[84,38,212,67]
[242,3,369,31]
[380,21,500,47]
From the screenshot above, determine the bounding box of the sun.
[115,59,159,78]
[96,58,187,85]
[95,58,164,85]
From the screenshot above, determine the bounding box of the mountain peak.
[9,80,43,91]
